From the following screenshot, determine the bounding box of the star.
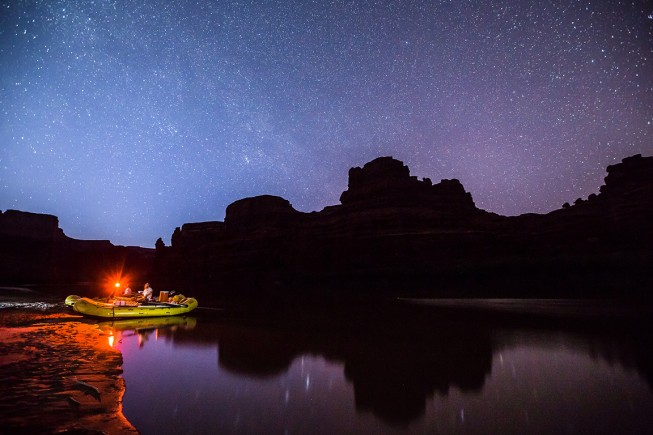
[0,0,651,247]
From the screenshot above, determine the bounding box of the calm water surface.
[106,301,653,434]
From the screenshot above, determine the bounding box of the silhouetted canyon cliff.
[155,154,652,302]
[3,155,650,299]
[0,210,153,293]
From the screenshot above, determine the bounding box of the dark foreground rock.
[155,154,653,303]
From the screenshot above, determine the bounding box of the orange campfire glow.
[100,268,134,295]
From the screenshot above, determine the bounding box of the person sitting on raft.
[138,282,154,303]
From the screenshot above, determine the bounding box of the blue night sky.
[1,0,652,247]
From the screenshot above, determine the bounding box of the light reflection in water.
[108,312,653,435]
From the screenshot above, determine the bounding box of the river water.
[105,299,653,434]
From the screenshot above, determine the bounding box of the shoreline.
[0,304,137,434]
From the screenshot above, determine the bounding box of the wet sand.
[0,301,137,434]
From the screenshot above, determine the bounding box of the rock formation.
[0,210,65,241]
[0,210,154,293]
[5,154,649,300]
[155,154,652,302]
[340,156,475,212]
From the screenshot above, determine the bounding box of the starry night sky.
[1,0,652,247]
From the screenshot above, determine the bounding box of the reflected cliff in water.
[204,313,494,426]
[105,300,653,433]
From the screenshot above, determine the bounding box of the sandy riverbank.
[0,297,137,434]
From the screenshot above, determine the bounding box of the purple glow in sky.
[1,1,652,247]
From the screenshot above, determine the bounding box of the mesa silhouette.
[1,155,650,298]
[0,210,153,292]
[153,154,652,301]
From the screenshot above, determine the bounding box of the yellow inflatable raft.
[71,296,198,318]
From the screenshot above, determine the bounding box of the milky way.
[1,0,651,247]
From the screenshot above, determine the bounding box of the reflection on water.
[107,301,653,434]
[99,317,197,349]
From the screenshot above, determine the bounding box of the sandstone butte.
[1,154,651,300]
[154,154,653,301]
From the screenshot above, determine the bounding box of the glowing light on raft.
[108,332,115,348]
[100,267,134,295]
